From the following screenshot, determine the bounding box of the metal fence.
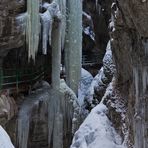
[0,66,45,92]
[82,53,102,66]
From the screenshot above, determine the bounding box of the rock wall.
[0,0,25,63]
[110,1,148,147]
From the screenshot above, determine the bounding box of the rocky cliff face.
[0,0,25,64]
[82,0,148,147]
[110,1,148,147]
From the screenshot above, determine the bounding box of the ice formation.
[65,0,82,94]
[17,82,50,148]
[26,0,40,60]
[48,80,80,148]
[56,0,66,50]
[17,80,80,148]
[40,10,53,55]
[16,13,27,35]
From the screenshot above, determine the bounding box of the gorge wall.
[83,0,148,147]
[110,0,148,147]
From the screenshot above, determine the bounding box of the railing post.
[16,69,19,93]
[0,68,3,90]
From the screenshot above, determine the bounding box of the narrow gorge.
[0,0,148,148]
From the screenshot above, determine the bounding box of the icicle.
[56,0,66,50]
[17,113,30,148]
[53,113,63,148]
[142,66,148,94]
[142,39,148,55]
[26,0,40,60]
[40,10,53,55]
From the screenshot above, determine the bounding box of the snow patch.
[78,68,93,106]
[71,103,126,148]
[0,126,14,148]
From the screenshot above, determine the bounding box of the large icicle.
[40,10,53,55]
[27,0,40,60]
[56,0,66,50]
[50,2,62,90]
[64,0,82,95]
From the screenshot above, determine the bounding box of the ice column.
[51,14,62,90]
[64,0,82,95]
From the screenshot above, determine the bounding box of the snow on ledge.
[0,126,14,148]
[70,102,126,148]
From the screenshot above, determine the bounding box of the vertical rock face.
[110,1,148,147]
[0,0,25,59]
[83,0,111,54]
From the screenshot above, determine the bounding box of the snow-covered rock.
[0,126,14,148]
[78,68,93,106]
[71,82,126,148]
[71,103,126,148]
[103,41,116,77]
[84,41,116,111]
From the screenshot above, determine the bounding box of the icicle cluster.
[48,80,80,148]
[26,0,40,60]
[17,82,50,148]
[40,1,63,55]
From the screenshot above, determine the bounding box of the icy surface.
[17,82,50,148]
[17,80,81,148]
[0,126,14,148]
[71,103,126,148]
[40,10,53,54]
[27,0,40,60]
[64,0,82,94]
[78,68,93,106]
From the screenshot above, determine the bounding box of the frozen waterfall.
[17,81,80,148]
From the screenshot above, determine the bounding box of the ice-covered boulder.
[78,68,93,106]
